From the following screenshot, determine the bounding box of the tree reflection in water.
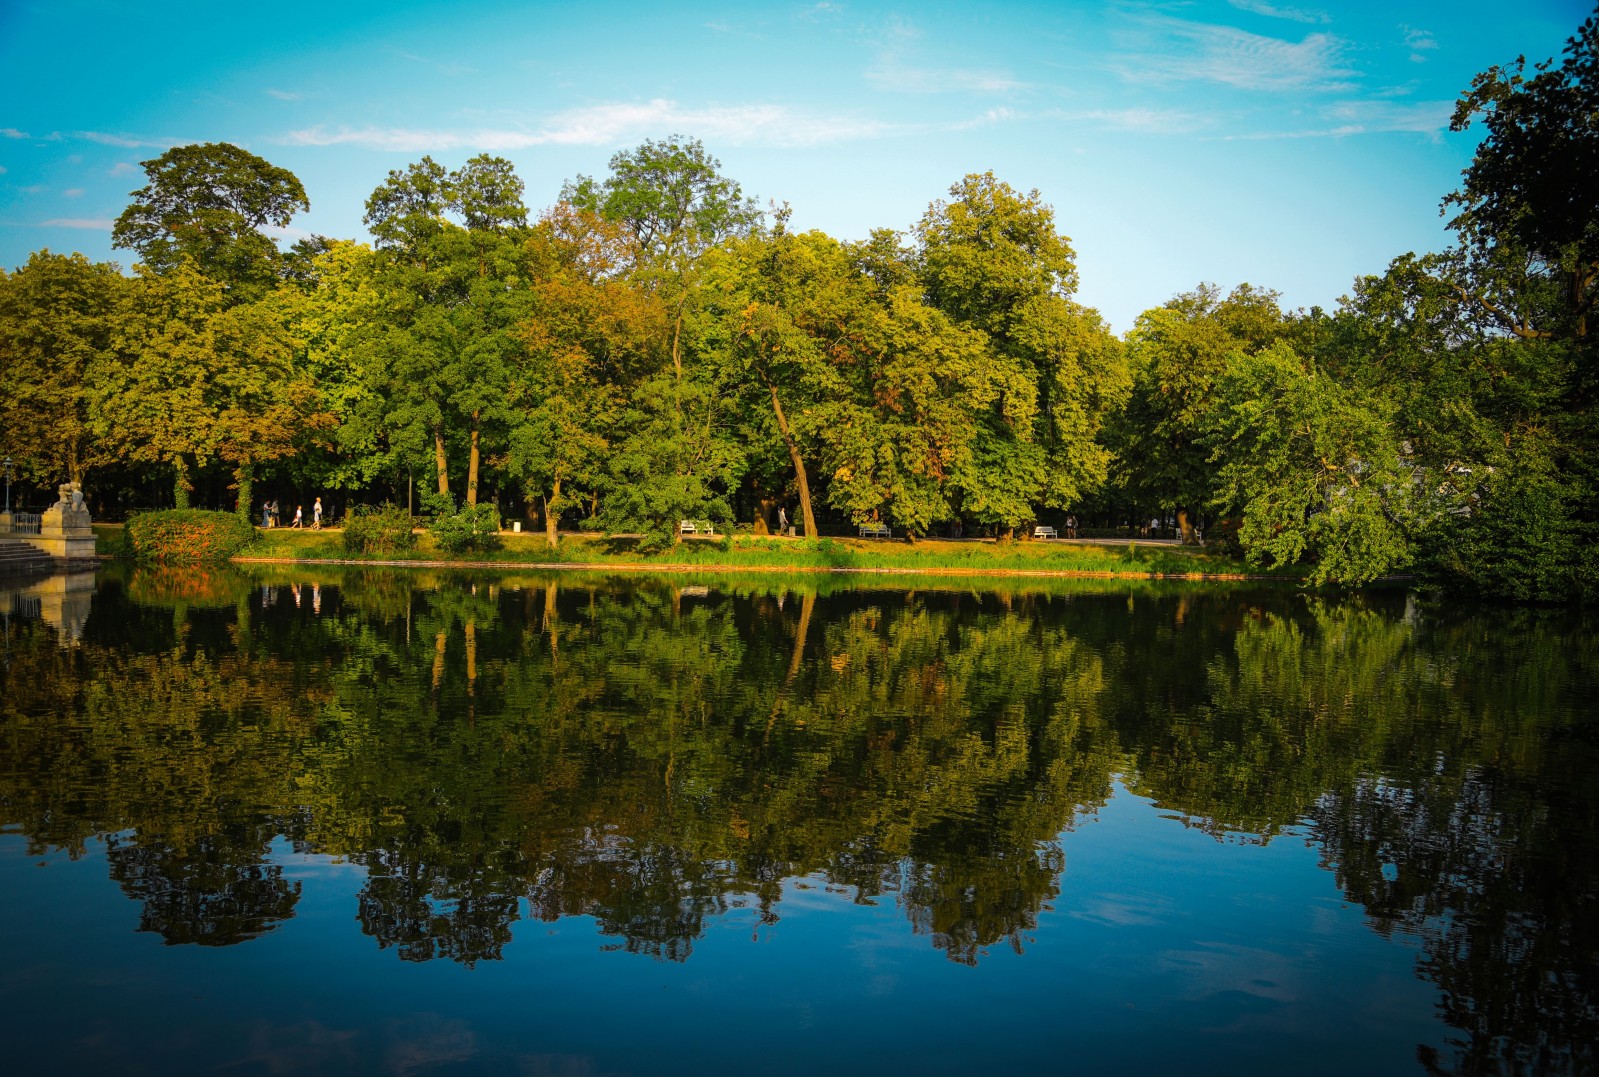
[0,567,1593,1072]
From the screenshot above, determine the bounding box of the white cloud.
[0,164,6,174]
[1067,108,1207,135]
[1118,17,1356,92]
[267,88,305,101]
[1403,27,1438,63]
[1227,0,1330,25]
[74,130,170,148]
[1221,98,1453,138]
[63,188,84,197]
[281,99,897,150]
[108,161,139,177]
[41,218,113,230]
[865,16,1022,94]
[2,127,29,139]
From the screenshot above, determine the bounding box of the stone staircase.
[0,537,54,576]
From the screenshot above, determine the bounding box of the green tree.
[1113,283,1290,542]
[112,142,309,300]
[0,250,125,486]
[1204,341,1418,585]
[915,173,1126,533]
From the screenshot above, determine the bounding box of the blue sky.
[0,0,1589,331]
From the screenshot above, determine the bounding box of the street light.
[2,456,11,513]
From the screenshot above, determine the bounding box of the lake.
[0,565,1593,1075]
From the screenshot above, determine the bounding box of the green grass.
[226,526,1294,579]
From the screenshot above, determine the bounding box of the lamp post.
[2,455,11,513]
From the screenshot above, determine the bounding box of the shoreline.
[229,554,1322,583]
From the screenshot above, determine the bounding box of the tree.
[359,156,533,506]
[91,260,324,510]
[0,250,125,486]
[1445,9,1599,342]
[112,142,309,300]
[1204,341,1418,585]
[915,173,1125,534]
[563,135,761,379]
[508,205,667,545]
[1112,283,1290,542]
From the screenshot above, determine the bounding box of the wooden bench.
[858,522,892,539]
[1033,525,1058,540]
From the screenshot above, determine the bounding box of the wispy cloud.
[2,128,30,139]
[1116,17,1355,92]
[387,47,476,78]
[74,130,171,148]
[63,187,84,197]
[0,165,7,174]
[41,218,113,230]
[1227,0,1330,25]
[108,161,139,177]
[1403,26,1438,63]
[865,15,1023,94]
[1066,107,1208,135]
[281,99,898,150]
[1222,98,1453,138]
[267,88,305,101]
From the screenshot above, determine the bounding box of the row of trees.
[2,10,1595,597]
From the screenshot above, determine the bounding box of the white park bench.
[858,522,892,538]
[680,520,716,535]
[1033,525,1058,540]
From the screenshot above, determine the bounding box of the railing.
[0,512,42,536]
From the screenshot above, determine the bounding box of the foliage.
[124,508,257,563]
[428,502,503,553]
[0,250,124,484]
[1205,342,1418,585]
[111,141,309,299]
[341,503,418,555]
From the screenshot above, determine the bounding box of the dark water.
[0,565,1594,1076]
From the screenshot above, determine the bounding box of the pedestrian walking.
[292,504,303,528]
[313,497,323,529]
[1065,513,1078,539]
[261,501,271,528]
[778,506,789,536]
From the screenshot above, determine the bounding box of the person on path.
[1066,513,1078,539]
[292,505,303,529]
[262,501,271,528]
[269,499,279,528]
[313,497,323,530]
[778,506,789,536]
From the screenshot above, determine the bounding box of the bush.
[428,503,503,554]
[342,503,418,555]
[125,509,257,563]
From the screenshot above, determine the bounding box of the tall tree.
[915,173,1125,534]
[0,251,124,486]
[112,142,309,300]
[1112,283,1290,542]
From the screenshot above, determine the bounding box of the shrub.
[125,509,257,563]
[342,503,418,555]
[428,503,503,554]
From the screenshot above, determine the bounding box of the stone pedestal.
[36,482,97,562]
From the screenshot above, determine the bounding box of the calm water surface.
[0,565,1594,1076]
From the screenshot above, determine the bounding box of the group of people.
[260,496,323,529]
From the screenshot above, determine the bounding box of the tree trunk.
[235,465,253,521]
[755,496,776,536]
[172,455,191,510]
[786,590,814,684]
[466,413,481,506]
[543,477,561,548]
[767,381,815,538]
[434,427,450,499]
[1177,507,1196,545]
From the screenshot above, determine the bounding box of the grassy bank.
[220,526,1291,580]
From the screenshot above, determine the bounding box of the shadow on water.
[0,565,1595,1074]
